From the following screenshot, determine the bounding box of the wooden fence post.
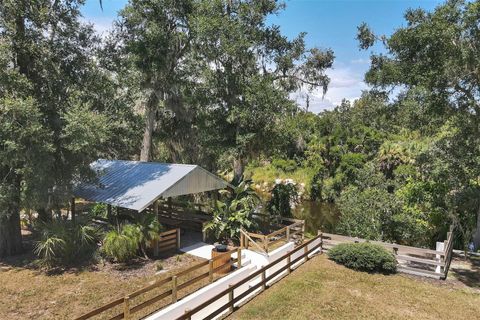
[209,259,214,282]
[184,308,191,320]
[304,245,309,262]
[237,248,242,268]
[263,236,268,253]
[228,284,234,313]
[287,254,291,274]
[301,222,305,241]
[123,296,130,320]
[286,226,290,242]
[261,270,266,290]
[318,230,323,253]
[172,276,178,303]
[176,228,181,249]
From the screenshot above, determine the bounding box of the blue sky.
[82,0,443,112]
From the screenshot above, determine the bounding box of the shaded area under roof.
[74,159,231,212]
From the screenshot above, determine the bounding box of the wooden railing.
[320,225,455,280]
[176,234,322,320]
[240,218,305,254]
[152,228,180,256]
[75,248,241,320]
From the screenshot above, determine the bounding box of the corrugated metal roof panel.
[74,159,230,211]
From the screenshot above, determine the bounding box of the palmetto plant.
[100,211,163,262]
[34,220,101,268]
[102,224,143,263]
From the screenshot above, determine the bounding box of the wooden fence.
[320,225,455,280]
[75,248,241,320]
[152,228,180,256]
[149,200,212,241]
[176,234,322,320]
[240,218,305,255]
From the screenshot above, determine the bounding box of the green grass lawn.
[228,255,480,320]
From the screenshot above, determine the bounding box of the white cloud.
[296,63,369,113]
[81,16,115,36]
[350,58,370,65]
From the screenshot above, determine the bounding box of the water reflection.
[293,201,340,235]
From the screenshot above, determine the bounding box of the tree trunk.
[0,175,23,258]
[140,93,159,162]
[0,211,23,258]
[233,156,245,185]
[36,207,51,222]
[473,205,480,250]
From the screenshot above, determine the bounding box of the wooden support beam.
[176,228,181,249]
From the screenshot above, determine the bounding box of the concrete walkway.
[180,242,215,260]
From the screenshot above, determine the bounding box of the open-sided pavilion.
[73,159,232,242]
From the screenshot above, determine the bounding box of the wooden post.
[261,270,266,290]
[176,228,181,249]
[154,234,159,257]
[184,308,191,320]
[209,259,214,282]
[154,199,159,215]
[304,245,309,262]
[228,284,234,313]
[70,197,75,223]
[202,222,207,242]
[172,276,178,303]
[123,296,130,320]
[286,254,291,274]
[318,230,323,253]
[263,236,268,253]
[286,226,290,242]
[168,197,173,218]
[237,248,242,268]
[301,222,305,241]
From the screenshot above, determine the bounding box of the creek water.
[292,201,340,235]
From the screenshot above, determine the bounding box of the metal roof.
[74,159,231,212]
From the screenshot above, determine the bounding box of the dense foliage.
[204,180,260,243]
[248,1,480,251]
[327,242,397,274]
[1,0,480,259]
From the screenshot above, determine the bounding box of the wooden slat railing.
[176,234,322,320]
[319,225,455,280]
[75,248,242,320]
[152,228,181,256]
[240,218,305,254]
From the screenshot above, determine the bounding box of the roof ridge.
[97,159,198,167]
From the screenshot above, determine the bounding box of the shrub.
[89,203,108,218]
[102,224,142,263]
[203,180,260,243]
[267,182,298,218]
[327,242,397,274]
[272,158,297,172]
[34,220,101,268]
